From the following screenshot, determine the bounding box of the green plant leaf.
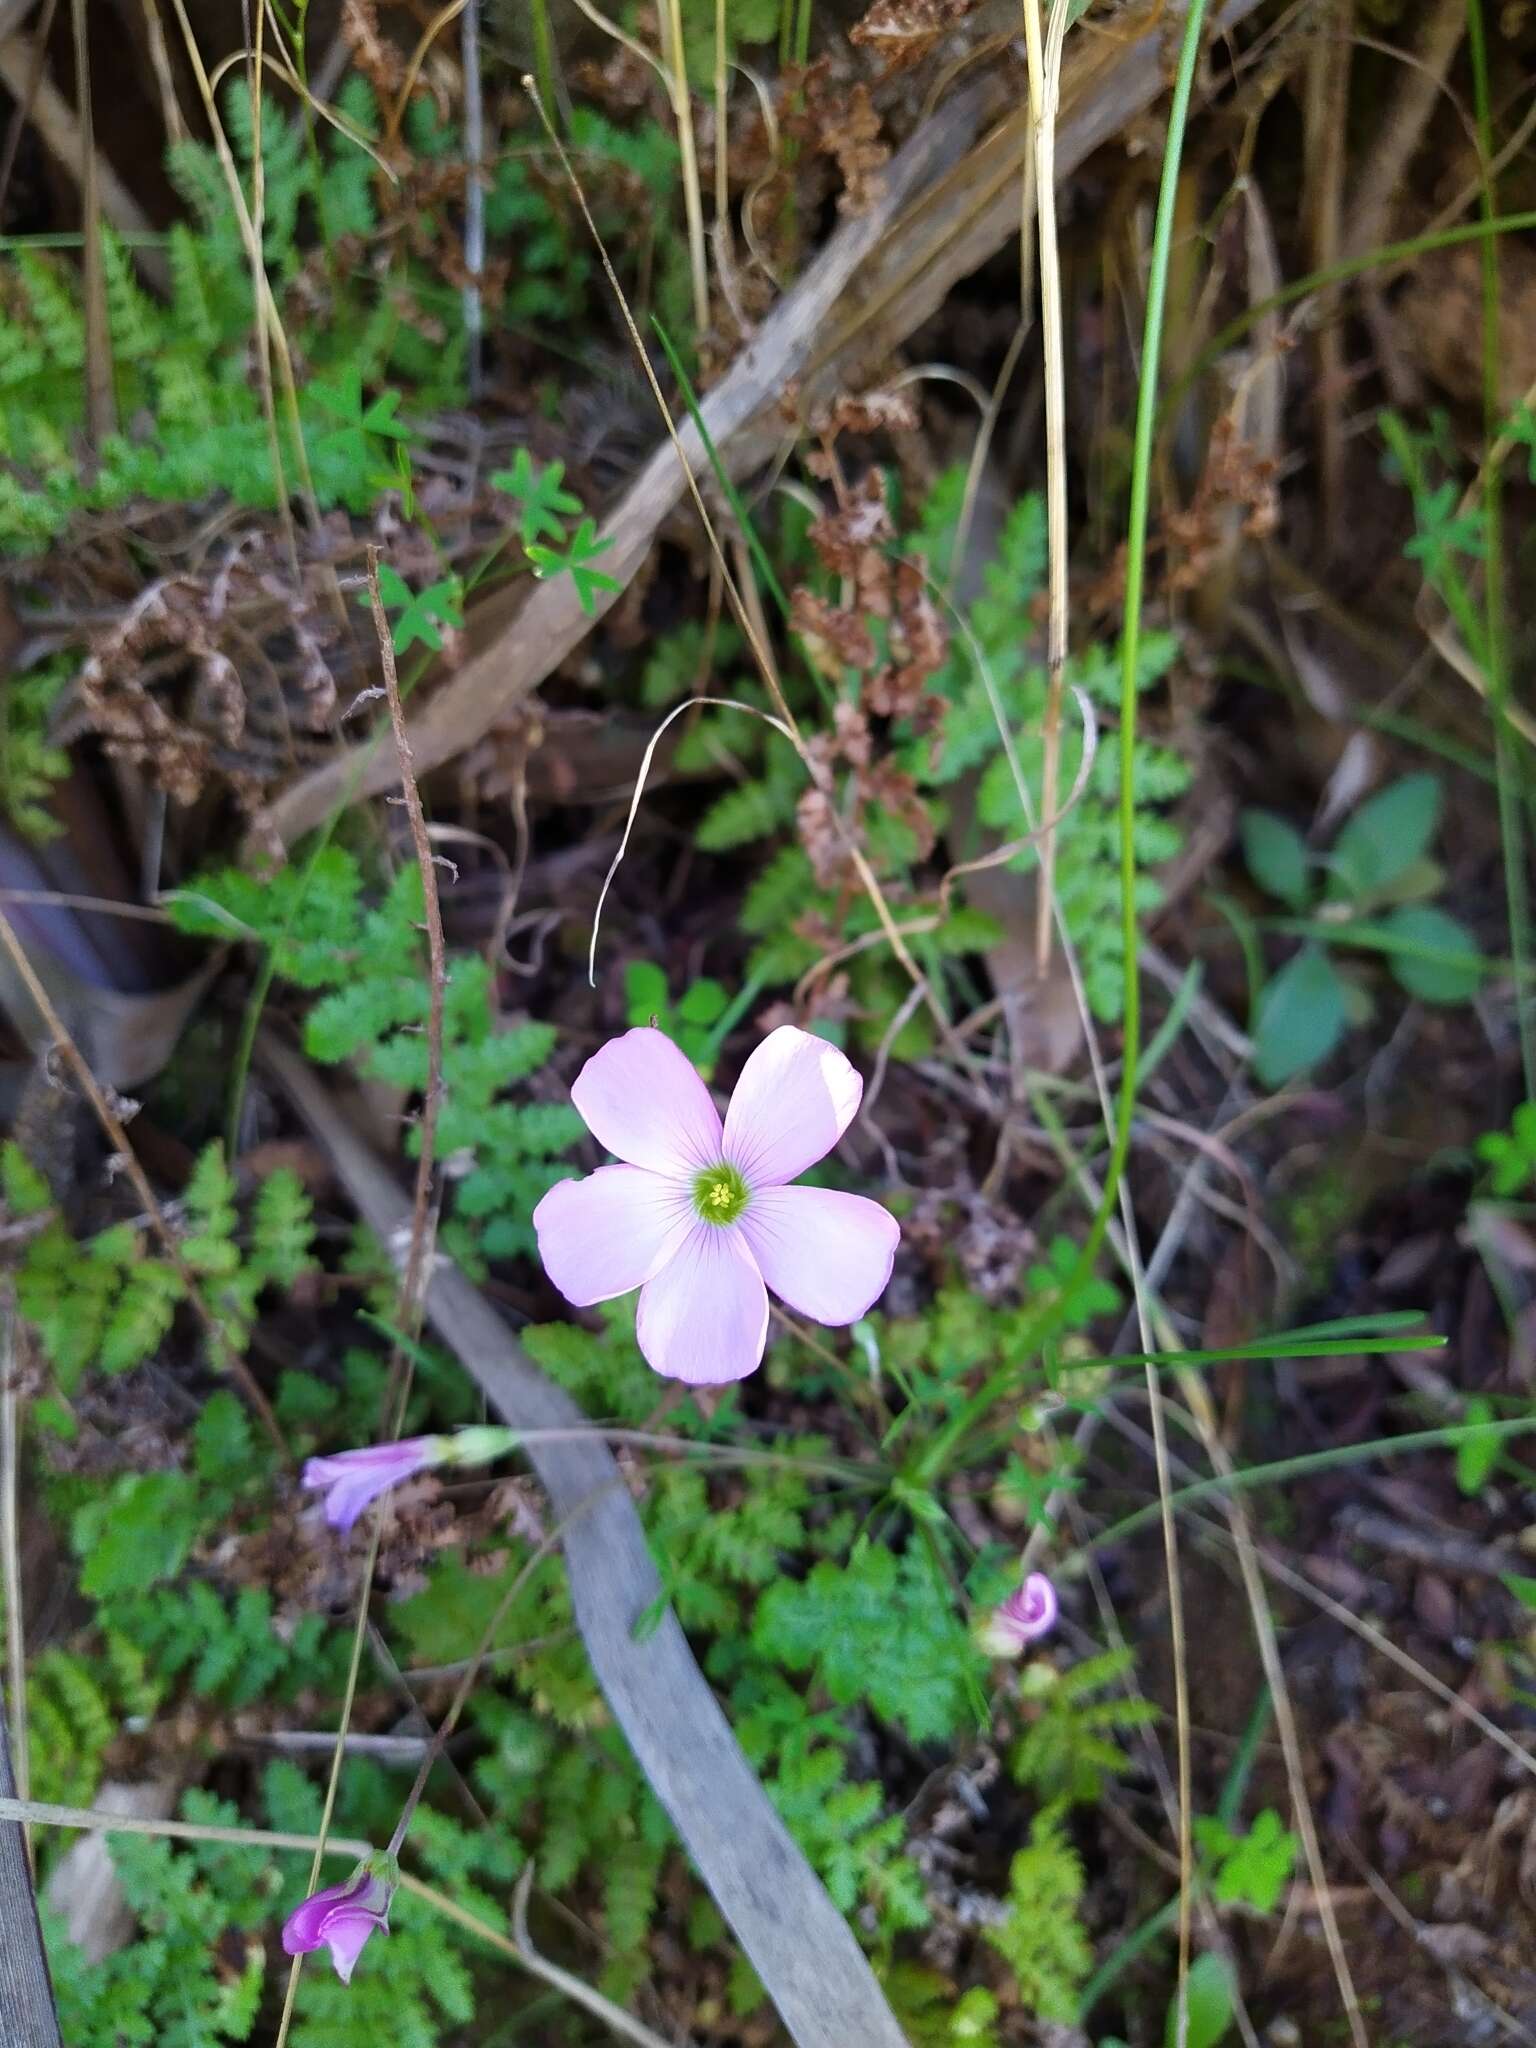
[1478,1102,1536,1195]
[491,447,582,546]
[1165,1952,1236,2048]
[753,1540,983,1744]
[1330,773,1441,901]
[676,977,728,1025]
[1251,945,1346,1086]
[624,959,670,1022]
[1194,1807,1296,1913]
[984,1805,1091,2021]
[1382,903,1484,1003]
[359,562,463,653]
[1,1138,51,1216]
[73,1472,201,1599]
[1456,1395,1501,1496]
[1239,810,1310,909]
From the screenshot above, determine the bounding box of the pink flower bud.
[282,1858,396,1983]
[979,1572,1058,1657]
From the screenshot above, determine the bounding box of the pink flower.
[282,1858,395,1983]
[302,1437,445,1531]
[533,1025,899,1384]
[979,1572,1059,1656]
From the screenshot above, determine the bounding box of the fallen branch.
[262,0,1267,853]
[259,81,989,850]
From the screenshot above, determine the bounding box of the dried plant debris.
[849,0,978,76]
[61,567,343,825]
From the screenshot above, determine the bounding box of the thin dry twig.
[0,0,56,224]
[69,0,114,446]
[0,21,166,289]
[510,1863,695,2048]
[274,552,457,2044]
[167,0,306,577]
[461,0,486,399]
[1020,0,1071,974]
[1341,0,1468,261]
[0,1305,27,1838]
[657,0,710,338]
[365,547,449,1338]
[1303,0,1351,559]
[588,693,794,986]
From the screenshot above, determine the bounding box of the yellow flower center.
[692,1162,750,1226]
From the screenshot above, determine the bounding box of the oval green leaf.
[1331,773,1441,901]
[1165,1952,1237,2048]
[1383,903,1484,1004]
[1240,809,1311,909]
[1252,944,1347,1086]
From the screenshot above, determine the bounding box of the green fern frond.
[1011,1648,1157,1804]
[984,1804,1092,2021]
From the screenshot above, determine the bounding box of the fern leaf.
[98,1259,182,1374]
[984,1805,1091,2020]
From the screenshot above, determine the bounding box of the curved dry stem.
[588,694,794,987]
[385,0,471,144]
[508,1864,696,2048]
[214,33,401,179]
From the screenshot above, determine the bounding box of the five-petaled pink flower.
[302,1437,445,1531]
[533,1025,899,1384]
[282,1858,396,1983]
[979,1572,1059,1657]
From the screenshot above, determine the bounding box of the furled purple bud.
[978,1572,1059,1657]
[301,1437,447,1531]
[302,1426,523,1531]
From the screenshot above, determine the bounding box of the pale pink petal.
[303,1437,444,1531]
[282,1866,393,1984]
[722,1026,863,1187]
[326,1909,387,1985]
[570,1027,722,1175]
[738,1185,897,1324]
[534,1165,695,1307]
[635,1225,769,1383]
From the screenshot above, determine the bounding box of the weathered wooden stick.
[0,1692,64,2047]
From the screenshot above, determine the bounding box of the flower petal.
[738,1184,897,1324]
[722,1026,864,1187]
[570,1027,723,1175]
[282,1868,392,1970]
[635,1225,769,1383]
[533,1165,695,1308]
[325,1909,387,1985]
[303,1438,444,1532]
